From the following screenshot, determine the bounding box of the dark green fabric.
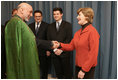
[5,15,40,79]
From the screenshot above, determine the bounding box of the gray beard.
[24,18,29,22]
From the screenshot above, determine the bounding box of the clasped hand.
[52,41,60,49]
[51,41,63,55]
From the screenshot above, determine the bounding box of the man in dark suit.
[47,7,72,79]
[29,10,50,79]
[1,25,6,79]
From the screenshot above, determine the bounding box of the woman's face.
[77,11,88,25]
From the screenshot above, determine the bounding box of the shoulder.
[88,24,100,36]
[41,21,49,25]
[48,22,55,26]
[62,20,71,25]
[62,20,72,28]
[75,29,81,35]
[29,22,35,26]
[88,25,98,33]
[51,21,56,25]
[9,17,23,25]
[6,17,25,29]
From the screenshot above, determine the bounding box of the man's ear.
[19,8,23,14]
[62,13,63,16]
[61,13,63,17]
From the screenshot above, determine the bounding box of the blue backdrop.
[1,1,117,79]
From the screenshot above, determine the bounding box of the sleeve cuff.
[58,42,62,49]
[81,69,86,73]
[50,41,53,47]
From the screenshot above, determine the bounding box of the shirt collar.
[56,19,62,25]
[35,21,41,27]
[14,15,22,20]
[81,23,91,31]
[35,21,41,29]
[35,21,41,25]
[80,24,92,34]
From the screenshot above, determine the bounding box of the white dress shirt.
[35,22,41,30]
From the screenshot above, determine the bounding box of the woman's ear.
[85,17,89,23]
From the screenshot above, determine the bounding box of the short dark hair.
[53,7,63,14]
[33,10,42,16]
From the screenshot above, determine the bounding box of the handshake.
[50,41,63,55]
[52,41,60,49]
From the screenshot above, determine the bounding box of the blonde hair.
[77,7,94,23]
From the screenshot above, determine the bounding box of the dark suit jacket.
[1,25,6,78]
[29,21,49,56]
[47,20,72,57]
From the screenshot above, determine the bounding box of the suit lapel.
[54,21,64,33]
[31,22,36,35]
[54,22,58,32]
[38,21,43,32]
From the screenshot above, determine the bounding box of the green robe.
[5,15,40,79]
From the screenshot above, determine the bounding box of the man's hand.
[46,51,51,56]
[51,41,60,49]
[78,70,85,79]
[54,49,63,55]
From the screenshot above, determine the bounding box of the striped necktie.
[36,22,39,34]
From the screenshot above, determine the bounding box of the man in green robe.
[5,3,58,79]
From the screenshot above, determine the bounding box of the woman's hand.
[78,70,85,79]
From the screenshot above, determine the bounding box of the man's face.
[22,6,33,22]
[53,11,63,22]
[34,13,42,22]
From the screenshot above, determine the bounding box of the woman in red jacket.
[54,7,100,79]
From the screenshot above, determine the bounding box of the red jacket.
[61,24,100,72]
